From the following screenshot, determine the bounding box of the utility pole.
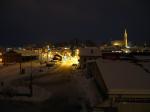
[47,51,48,62]
[47,45,50,62]
[19,56,22,74]
[29,58,33,97]
[20,62,22,73]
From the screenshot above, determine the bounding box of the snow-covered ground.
[72,70,102,107]
[0,60,102,112]
[0,62,79,102]
[0,61,57,84]
[96,58,150,94]
[0,61,57,101]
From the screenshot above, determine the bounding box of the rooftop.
[79,47,101,57]
[14,50,39,56]
[96,59,150,95]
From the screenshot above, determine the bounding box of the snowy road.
[0,60,101,112]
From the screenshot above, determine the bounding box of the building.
[2,50,21,64]
[0,48,5,64]
[2,50,38,64]
[111,40,124,47]
[0,52,2,63]
[14,49,39,62]
[86,58,150,112]
[79,47,101,69]
[111,29,128,48]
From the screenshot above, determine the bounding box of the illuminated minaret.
[124,29,128,48]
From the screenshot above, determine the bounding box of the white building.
[79,47,101,69]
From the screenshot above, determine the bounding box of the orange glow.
[113,42,120,46]
[76,49,79,55]
[0,58,2,62]
[121,48,131,53]
[112,41,124,46]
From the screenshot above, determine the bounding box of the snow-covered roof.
[14,50,38,56]
[96,59,150,94]
[79,47,101,57]
[134,56,150,61]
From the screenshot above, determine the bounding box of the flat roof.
[79,47,101,57]
[96,59,150,94]
[15,50,38,56]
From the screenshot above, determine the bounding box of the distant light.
[76,49,79,56]
[48,48,50,51]
[0,58,2,62]
[125,50,129,53]
[121,48,131,53]
[112,50,122,53]
[6,48,12,52]
[47,45,50,49]
[64,56,67,59]
[113,43,120,46]
[64,47,69,49]
[125,46,130,48]
[71,56,79,65]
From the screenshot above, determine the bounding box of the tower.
[124,29,128,48]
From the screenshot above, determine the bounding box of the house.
[2,50,38,65]
[2,50,21,64]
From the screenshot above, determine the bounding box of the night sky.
[0,0,150,46]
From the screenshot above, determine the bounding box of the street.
[0,61,89,112]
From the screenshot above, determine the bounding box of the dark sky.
[0,0,150,46]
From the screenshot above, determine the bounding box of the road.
[34,62,83,112]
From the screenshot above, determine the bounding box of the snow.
[0,85,51,102]
[14,50,38,56]
[134,56,150,60]
[96,59,150,94]
[0,61,53,101]
[70,69,104,107]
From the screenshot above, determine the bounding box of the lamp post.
[47,45,50,62]
[47,51,48,62]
